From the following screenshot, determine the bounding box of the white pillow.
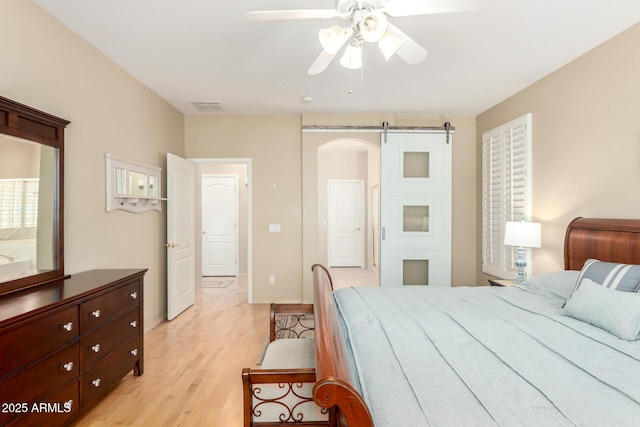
[562,278,640,341]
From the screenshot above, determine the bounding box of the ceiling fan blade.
[386,23,427,64]
[245,9,339,21]
[385,0,486,17]
[308,50,337,75]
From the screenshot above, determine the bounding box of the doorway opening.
[191,158,252,302]
[317,138,380,283]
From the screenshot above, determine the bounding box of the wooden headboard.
[564,217,640,270]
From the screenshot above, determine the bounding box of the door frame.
[327,179,365,268]
[190,158,253,303]
[201,173,239,277]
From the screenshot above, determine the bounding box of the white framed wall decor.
[105,153,165,213]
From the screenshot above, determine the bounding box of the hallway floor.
[329,267,380,289]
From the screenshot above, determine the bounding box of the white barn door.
[380,132,452,287]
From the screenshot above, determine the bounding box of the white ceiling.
[33,0,640,116]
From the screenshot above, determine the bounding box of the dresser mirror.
[0,96,69,295]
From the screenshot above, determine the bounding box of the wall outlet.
[269,275,275,285]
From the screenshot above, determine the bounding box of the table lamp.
[504,221,542,284]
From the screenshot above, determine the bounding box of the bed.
[311,217,640,426]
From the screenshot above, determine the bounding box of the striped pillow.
[564,259,640,307]
[576,259,640,292]
[562,259,640,307]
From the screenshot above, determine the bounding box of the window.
[0,179,39,230]
[482,113,532,278]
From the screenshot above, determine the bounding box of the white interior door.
[202,175,238,276]
[167,153,195,320]
[380,132,452,287]
[328,180,364,267]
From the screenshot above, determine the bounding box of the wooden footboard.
[311,264,373,427]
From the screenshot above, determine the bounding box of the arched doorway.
[302,132,380,300]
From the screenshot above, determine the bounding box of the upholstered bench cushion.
[261,338,315,369]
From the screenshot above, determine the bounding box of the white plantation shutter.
[0,179,39,229]
[482,114,532,278]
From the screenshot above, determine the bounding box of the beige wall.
[0,138,39,178]
[477,22,640,282]
[185,115,303,303]
[1,1,185,330]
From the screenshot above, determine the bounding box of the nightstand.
[488,279,518,287]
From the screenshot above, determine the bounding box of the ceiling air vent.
[191,101,227,113]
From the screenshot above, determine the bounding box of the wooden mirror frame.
[0,96,69,295]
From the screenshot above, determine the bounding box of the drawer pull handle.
[63,362,74,372]
[92,378,101,388]
[131,348,139,356]
[91,309,101,318]
[130,320,138,328]
[61,322,74,332]
[130,291,138,299]
[91,344,101,353]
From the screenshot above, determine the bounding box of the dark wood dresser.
[0,269,146,426]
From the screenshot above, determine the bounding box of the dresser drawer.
[81,336,142,408]
[82,309,140,371]
[0,343,78,426]
[81,280,140,332]
[0,306,79,379]
[7,377,80,427]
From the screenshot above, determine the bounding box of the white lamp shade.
[340,44,363,69]
[504,221,541,248]
[319,26,351,55]
[359,11,388,42]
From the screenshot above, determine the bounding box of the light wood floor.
[72,277,269,426]
[329,267,379,289]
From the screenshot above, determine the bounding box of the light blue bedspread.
[334,279,640,426]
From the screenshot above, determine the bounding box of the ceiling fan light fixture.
[359,10,388,42]
[319,25,350,55]
[378,31,404,60]
[340,43,363,69]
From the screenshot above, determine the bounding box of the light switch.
[269,224,281,233]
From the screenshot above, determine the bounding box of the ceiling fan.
[246,0,486,75]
